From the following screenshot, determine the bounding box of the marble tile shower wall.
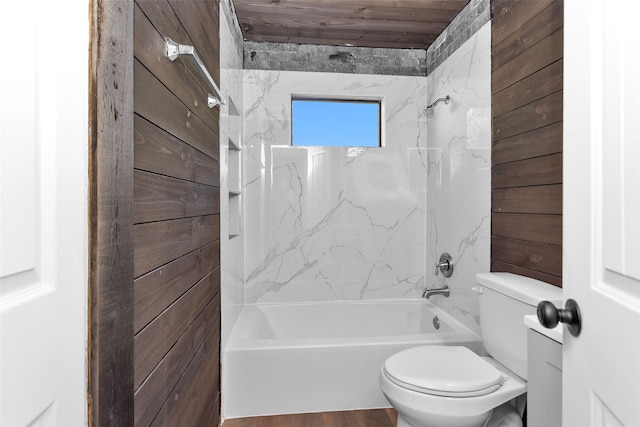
[242,71,427,303]
[220,0,244,348]
[425,23,492,334]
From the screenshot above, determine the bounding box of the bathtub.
[223,300,481,418]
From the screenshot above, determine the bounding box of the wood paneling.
[136,0,191,42]
[134,115,220,186]
[491,0,563,287]
[492,237,562,277]
[492,29,563,95]
[133,169,220,223]
[493,185,562,215]
[239,25,439,48]
[492,153,562,189]
[137,0,221,89]
[240,14,448,36]
[89,1,135,426]
[492,0,555,46]
[242,32,437,50]
[491,260,562,288]
[134,4,218,128]
[492,0,563,70]
[235,2,460,24]
[233,0,468,49]
[134,59,219,159]
[493,91,563,141]
[223,409,398,427]
[134,242,219,333]
[492,122,562,165]
[492,213,562,246]
[149,325,221,427]
[135,294,220,426]
[168,0,221,83]
[492,61,563,118]
[133,215,219,278]
[133,0,220,425]
[134,268,220,387]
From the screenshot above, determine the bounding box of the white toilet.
[380,272,562,427]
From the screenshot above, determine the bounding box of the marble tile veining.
[243,71,427,303]
[233,21,491,331]
[426,23,492,334]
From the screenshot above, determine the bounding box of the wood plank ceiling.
[232,0,470,49]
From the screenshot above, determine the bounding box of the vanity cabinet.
[527,329,562,427]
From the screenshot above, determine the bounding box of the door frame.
[89,1,135,425]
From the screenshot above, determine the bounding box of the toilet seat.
[382,346,505,397]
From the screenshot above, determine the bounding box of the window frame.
[290,95,385,148]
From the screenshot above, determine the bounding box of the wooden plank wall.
[133,1,221,426]
[491,0,564,287]
[90,1,135,425]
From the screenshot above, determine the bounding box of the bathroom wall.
[242,71,427,303]
[425,22,492,334]
[490,0,564,287]
[132,1,221,425]
[220,0,245,350]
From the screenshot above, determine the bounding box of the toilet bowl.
[380,346,525,427]
[379,273,562,427]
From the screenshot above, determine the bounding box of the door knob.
[537,299,582,337]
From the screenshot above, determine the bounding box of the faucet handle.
[434,253,454,278]
[434,259,449,275]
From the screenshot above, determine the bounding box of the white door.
[564,0,640,425]
[0,1,89,425]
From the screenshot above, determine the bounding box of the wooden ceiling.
[232,0,470,49]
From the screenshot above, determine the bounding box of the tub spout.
[422,284,450,299]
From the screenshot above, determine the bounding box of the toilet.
[380,272,562,427]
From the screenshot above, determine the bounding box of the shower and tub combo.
[221,20,512,425]
[223,271,562,427]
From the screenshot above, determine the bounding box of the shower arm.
[426,95,450,110]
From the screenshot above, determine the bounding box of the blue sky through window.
[292,99,380,147]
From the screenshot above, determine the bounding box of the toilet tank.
[475,273,562,380]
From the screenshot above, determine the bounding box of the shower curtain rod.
[165,37,225,108]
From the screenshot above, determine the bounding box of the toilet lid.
[383,346,504,397]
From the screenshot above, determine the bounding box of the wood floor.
[222,409,397,427]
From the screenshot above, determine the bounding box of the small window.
[291,99,381,147]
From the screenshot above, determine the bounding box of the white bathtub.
[223,300,481,418]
